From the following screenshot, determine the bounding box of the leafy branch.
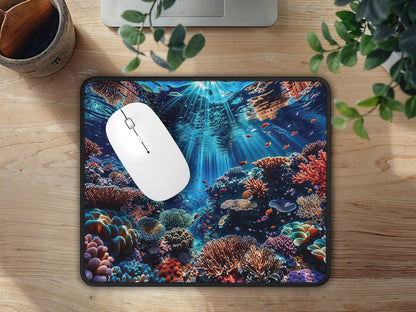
[307,0,416,139]
[118,0,206,72]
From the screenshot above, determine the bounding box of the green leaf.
[399,25,416,60]
[336,11,361,30]
[340,43,358,67]
[357,96,379,108]
[332,116,348,129]
[379,102,393,121]
[154,28,165,43]
[322,22,337,45]
[385,97,404,112]
[167,48,185,71]
[307,31,324,52]
[183,33,205,58]
[169,24,186,48]
[377,37,398,51]
[150,51,172,70]
[359,34,376,55]
[372,83,389,96]
[327,51,341,73]
[309,54,323,75]
[335,0,353,5]
[335,99,361,118]
[356,0,390,26]
[121,10,146,23]
[350,1,359,12]
[123,57,140,72]
[364,49,391,70]
[122,40,144,55]
[353,117,369,139]
[119,25,143,45]
[409,1,416,23]
[405,96,416,118]
[142,0,155,2]
[409,68,416,89]
[163,0,176,10]
[156,1,162,19]
[390,59,403,81]
[373,24,396,43]
[334,20,350,42]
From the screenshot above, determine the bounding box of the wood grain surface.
[1,0,416,311]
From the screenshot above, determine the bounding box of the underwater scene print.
[82,79,329,285]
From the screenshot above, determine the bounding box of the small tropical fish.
[186,264,191,268]
[309,131,315,136]
[219,188,226,193]
[251,129,257,132]
[265,208,272,215]
[141,84,153,92]
[267,131,271,134]
[239,161,247,166]
[281,219,285,223]
[311,119,317,123]
[265,142,271,147]
[222,91,232,97]
[191,221,194,224]
[246,134,252,138]
[235,227,240,231]
[316,212,322,216]
[261,215,269,222]
[104,154,110,157]
[207,226,212,230]
[262,123,270,129]
[283,144,289,149]
[89,162,98,167]
[203,180,207,183]
[194,213,199,219]
[311,93,319,100]
[270,225,276,229]
[193,248,197,251]
[308,188,313,194]
[296,112,299,116]
[169,91,182,96]
[290,131,298,135]
[209,216,213,219]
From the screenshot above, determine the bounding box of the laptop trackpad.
[161,0,224,17]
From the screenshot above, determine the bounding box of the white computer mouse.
[106,102,190,201]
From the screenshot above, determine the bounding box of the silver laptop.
[101,0,278,27]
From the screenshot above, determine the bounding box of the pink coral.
[264,235,297,258]
[292,150,327,200]
[84,234,113,283]
[85,185,142,210]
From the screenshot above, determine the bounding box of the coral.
[243,177,269,197]
[110,260,165,283]
[220,199,257,211]
[182,264,200,283]
[90,81,137,106]
[137,217,165,243]
[289,153,307,171]
[242,190,253,199]
[283,81,312,98]
[103,164,113,171]
[153,258,183,282]
[301,140,326,159]
[264,235,297,259]
[84,234,114,283]
[242,245,284,283]
[296,194,323,219]
[85,209,140,258]
[252,156,290,179]
[127,202,158,222]
[285,269,325,283]
[85,138,101,160]
[163,227,194,251]
[109,171,124,179]
[292,150,327,200]
[218,214,229,228]
[84,185,142,210]
[159,208,192,230]
[307,236,327,263]
[194,235,257,281]
[280,221,321,247]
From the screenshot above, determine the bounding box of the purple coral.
[84,234,113,283]
[285,269,325,283]
[264,235,297,259]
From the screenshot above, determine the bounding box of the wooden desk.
[1,0,415,311]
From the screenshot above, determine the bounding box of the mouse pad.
[81,78,330,286]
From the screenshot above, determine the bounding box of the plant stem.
[136,0,158,56]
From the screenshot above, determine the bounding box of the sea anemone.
[159,208,192,230]
[137,217,165,243]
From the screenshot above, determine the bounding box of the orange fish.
[316,212,322,216]
[290,131,298,135]
[281,219,285,223]
[193,248,197,251]
[209,216,213,219]
[265,208,272,215]
[104,154,110,157]
[239,161,247,166]
[186,264,191,268]
[89,162,98,167]
[311,119,317,123]
[220,188,226,193]
[265,142,271,148]
[283,144,289,149]
[246,135,252,138]
[267,131,271,134]
[194,213,199,219]
[203,180,207,183]
[262,123,269,129]
[270,225,276,229]
[207,226,212,230]
[191,221,195,224]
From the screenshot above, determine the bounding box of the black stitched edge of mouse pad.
[80,77,331,287]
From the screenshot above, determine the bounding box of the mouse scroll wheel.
[125,118,135,129]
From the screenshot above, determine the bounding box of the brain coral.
[307,236,327,263]
[242,245,284,283]
[264,235,297,259]
[137,217,166,243]
[194,235,257,281]
[280,221,321,247]
[220,199,257,211]
[163,227,194,251]
[153,258,183,282]
[159,208,192,230]
[243,177,269,197]
[84,185,143,210]
[85,208,139,258]
[110,260,166,283]
[84,234,113,283]
[285,269,325,283]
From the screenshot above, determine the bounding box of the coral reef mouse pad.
[81,78,330,286]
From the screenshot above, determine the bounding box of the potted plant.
[117,0,205,72]
[307,0,416,139]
